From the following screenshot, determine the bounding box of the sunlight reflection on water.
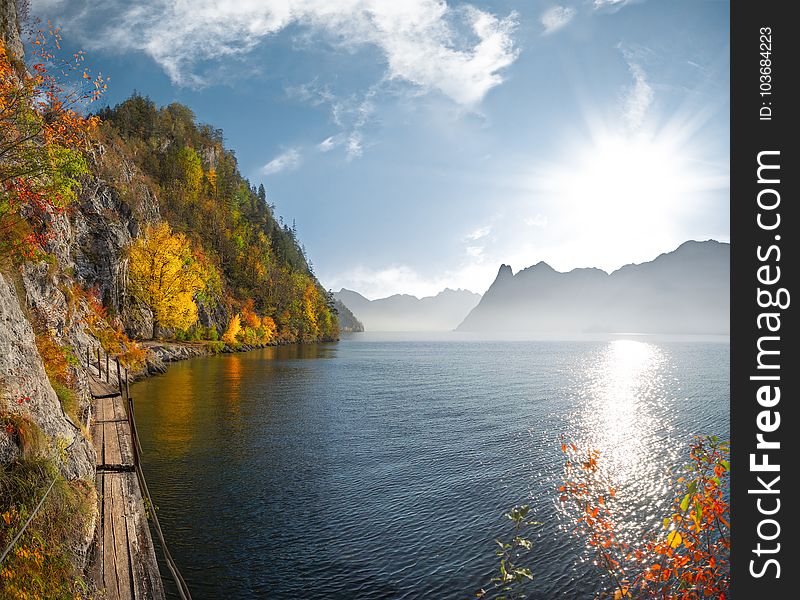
[565,340,682,548]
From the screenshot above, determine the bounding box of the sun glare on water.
[584,340,670,482]
[563,339,682,540]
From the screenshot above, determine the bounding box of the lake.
[132,333,729,599]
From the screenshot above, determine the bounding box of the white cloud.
[593,0,632,8]
[317,136,337,152]
[622,57,654,130]
[346,132,364,160]
[466,225,491,241]
[541,6,576,34]
[593,0,645,14]
[260,148,301,175]
[94,1,518,107]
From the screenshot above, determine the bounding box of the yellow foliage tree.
[205,167,217,197]
[261,316,276,342]
[176,146,203,202]
[128,222,206,338]
[302,283,321,339]
[222,313,241,345]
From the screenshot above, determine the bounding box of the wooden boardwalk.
[87,370,165,600]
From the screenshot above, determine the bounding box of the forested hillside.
[95,94,339,343]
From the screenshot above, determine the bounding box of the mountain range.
[334,288,481,331]
[457,240,729,334]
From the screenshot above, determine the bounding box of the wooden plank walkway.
[91,393,135,471]
[87,373,165,599]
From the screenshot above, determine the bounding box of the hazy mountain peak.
[437,288,481,298]
[496,264,513,279]
[458,240,729,335]
[520,261,556,274]
[334,286,482,331]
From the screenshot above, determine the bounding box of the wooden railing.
[86,344,192,599]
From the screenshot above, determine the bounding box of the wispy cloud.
[593,0,648,15]
[346,132,364,160]
[593,0,633,9]
[317,136,337,152]
[466,225,492,241]
[541,6,576,35]
[87,1,518,107]
[287,80,380,160]
[260,148,301,175]
[621,52,654,129]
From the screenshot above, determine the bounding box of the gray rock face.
[72,145,161,338]
[0,0,24,60]
[196,295,229,339]
[0,273,95,479]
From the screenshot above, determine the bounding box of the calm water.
[132,334,729,599]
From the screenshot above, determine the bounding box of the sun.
[531,118,727,272]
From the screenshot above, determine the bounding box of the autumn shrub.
[76,284,146,369]
[558,436,730,599]
[0,413,47,458]
[0,439,94,600]
[0,414,92,598]
[33,333,79,422]
[176,323,217,343]
[222,313,241,346]
[206,341,225,354]
[34,333,74,385]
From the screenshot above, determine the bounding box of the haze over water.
[133,334,729,599]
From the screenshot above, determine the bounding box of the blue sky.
[33,0,729,299]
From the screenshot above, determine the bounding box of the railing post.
[96,347,101,378]
[116,357,123,397]
[106,352,110,382]
[127,396,139,467]
[125,368,130,400]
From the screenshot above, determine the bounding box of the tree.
[127,221,206,338]
[0,25,103,261]
[222,313,241,345]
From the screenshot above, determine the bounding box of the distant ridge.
[457,240,729,334]
[334,288,481,332]
[333,299,365,332]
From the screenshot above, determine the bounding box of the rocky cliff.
[1,0,101,582]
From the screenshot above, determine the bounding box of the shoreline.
[130,337,340,382]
